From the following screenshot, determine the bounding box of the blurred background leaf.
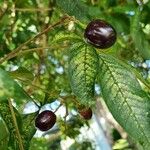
[0,68,32,103]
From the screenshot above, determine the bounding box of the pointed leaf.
[68,42,99,107]
[0,68,32,103]
[98,54,150,149]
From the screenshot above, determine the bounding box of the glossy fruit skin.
[79,108,92,120]
[35,110,56,131]
[84,19,117,49]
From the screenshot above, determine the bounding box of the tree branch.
[14,8,52,12]
[0,16,72,64]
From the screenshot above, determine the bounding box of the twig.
[14,8,52,12]
[8,99,24,150]
[64,103,69,131]
[0,2,8,21]
[17,45,68,56]
[60,95,82,109]
[0,16,72,64]
[15,77,52,95]
[64,104,69,120]
[17,47,51,57]
[54,103,63,113]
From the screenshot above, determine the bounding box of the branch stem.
[14,8,52,12]
[0,16,72,64]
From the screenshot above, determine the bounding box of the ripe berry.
[35,110,56,131]
[84,19,117,49]
[79,108,92,120]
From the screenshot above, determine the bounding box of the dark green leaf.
[106,14,130,34]
[0,120,9,150]
[0,101,22,149]
[98,53,150,149]
[68,42,99,107]
[22,112,38,149]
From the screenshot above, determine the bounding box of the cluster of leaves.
[0,0,150,149]
[69,140,95,150]
[58,116,87,139]
[56,1,150,149]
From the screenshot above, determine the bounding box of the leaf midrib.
[100,56,150,145]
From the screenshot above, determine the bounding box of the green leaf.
[106,14,130,34]
[98,53,150,149]
[113,139,129,150]
[21,112,38,149]
[88,6,102,18]
[0,67,32,103]
[0,101,22,150]
[9,67,34,81]
[52,32,82,44]
[68,42,99,107]
[111,5,136,14]
[130,7,150,59]
[0,102,37,150]
[0,120,9,150]
[56,0,88,21]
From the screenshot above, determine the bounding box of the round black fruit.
[84,19,117,49]
[35,110,56,131]
[79,108,92,120]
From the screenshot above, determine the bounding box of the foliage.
[58,116,86,139]
[0,0,150,149]
[0,68,32,103]
[69,140,94,150]
[30,137,61,150]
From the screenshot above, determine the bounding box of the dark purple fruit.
[35,110,56,131]
[84,19,117,49]
[79,108,92,120]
